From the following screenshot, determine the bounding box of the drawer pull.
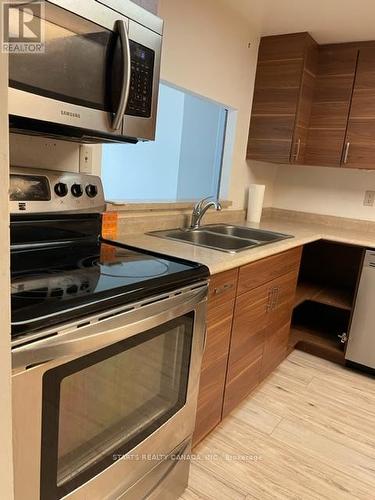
[214,283,234,295]
[266,289,273,312]
[271,287,279,309]
[267,287,279,312]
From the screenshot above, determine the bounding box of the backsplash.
[115,208,246,236]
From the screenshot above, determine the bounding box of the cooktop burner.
[11,240,208,338]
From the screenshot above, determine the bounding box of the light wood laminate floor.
[181,350,375,500]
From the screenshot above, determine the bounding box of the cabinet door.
[305,46,358,167]
[261,270,299,379]
[193,269,237,446]
[343,48,375,169]
[224,250,302,417]
[247,33,308,163]
[222,282,270,417]
[247,33,317,164]
[290,36,318,164]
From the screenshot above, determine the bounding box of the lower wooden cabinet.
[223,356,263,417]
[222,264,300,417]
[260,271,299,379]
[226,282,270,382]
[193,247,302,445]
[193,269,238,446]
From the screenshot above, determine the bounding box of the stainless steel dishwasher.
[346,250,375,371]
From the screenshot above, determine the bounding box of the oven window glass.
[9,3,123,111]
[41,314,194,499]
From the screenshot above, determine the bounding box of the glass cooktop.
[11,241,208,338]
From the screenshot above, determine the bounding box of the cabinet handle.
[266,289,273,312]
[214,283,234,295]
[343,142,350,164]
[293,138,301,162]
[271,287,279,309]
[267,287,279,312]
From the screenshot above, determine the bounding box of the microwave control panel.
[126,40,155,118]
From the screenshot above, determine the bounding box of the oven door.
[12,284,207,500]
[9,0,131,139]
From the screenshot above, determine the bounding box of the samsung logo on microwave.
[61,110,81,119]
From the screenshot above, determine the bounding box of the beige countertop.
[116,216,375,275]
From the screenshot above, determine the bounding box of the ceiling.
[221,0,375,44]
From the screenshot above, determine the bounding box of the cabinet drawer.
[193,355,227,446]
[238,247,302,295]
[222,356,262,417]
[208,269,238,310]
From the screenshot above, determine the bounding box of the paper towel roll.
[247,184,265,223]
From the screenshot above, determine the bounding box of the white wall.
[266,164,375,221]
[158,0,262,209]
[10,134,80,171]
[221,0,375,45]
[0,35,14,500]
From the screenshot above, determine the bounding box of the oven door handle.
[112,19,131,131]
[12,285,208,371]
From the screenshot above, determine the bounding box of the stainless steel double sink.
[148,224,293,253]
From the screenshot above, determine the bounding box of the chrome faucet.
[190,197,222,230]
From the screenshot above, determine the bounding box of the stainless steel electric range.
[10,167,209,500]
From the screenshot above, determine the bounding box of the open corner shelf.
[289,300,349,365]
[288,326,345,365]
[289,240,363,366]
[294,281,353,311]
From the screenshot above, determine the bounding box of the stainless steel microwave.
[8,0,163,144]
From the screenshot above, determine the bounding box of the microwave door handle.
[112,20,131,131]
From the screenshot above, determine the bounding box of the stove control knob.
[85,184,98,198]
[54,182,68,197]
[71,184,83,198]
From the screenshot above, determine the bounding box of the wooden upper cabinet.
[343,48,375,169]
[248,35,375,169]
[247,32,318,164]
[305,46,358,167]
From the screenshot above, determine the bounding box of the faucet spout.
[190,197,222,230]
